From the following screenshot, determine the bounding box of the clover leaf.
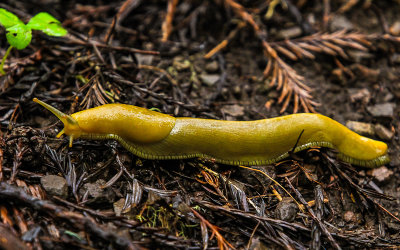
[0,8,67,75]
[5,23,32,50]
[27,12,67,36]
[0,8,24,28]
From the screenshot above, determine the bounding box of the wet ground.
[0,1,400,249]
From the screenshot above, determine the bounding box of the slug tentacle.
[33,98,82,146]
[33,98,390,168]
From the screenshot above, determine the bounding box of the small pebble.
[80,179,116,203]
[275,197,298,222]
[383,92,394,102]
[247,237,268,250]
[343,211,356,223]
[113,198,128,216]
[221,105,245,117]
[348,88,371,103]
[346,121,375,136]
[277,27,302,39]
[205,61,219,73]
[303,164,318,181]
[330,15,354,31]
[374,124,394,141]
[199,74,220,86]
[391,53,400,64]
[387,222,400,232]
[390,21,400,36]
[366,103,395,118]
[368,166,394,183]
[134,54,153,65]
[347,51,374,63]
[233,85,241,95]
[41,175,68,198]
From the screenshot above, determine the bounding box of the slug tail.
[338,152,390,168]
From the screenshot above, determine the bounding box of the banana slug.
[33,98,389,168]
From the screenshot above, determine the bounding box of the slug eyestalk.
[33,98,81,147]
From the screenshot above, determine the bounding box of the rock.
[113,198,128,216]
[221,105,245,117]
[275,197,298,222]
[391,53,400,64]
[306,13,316,26]
[366,103,395,118]
[348,88,371,103]
[277,27,302,39]
[174,199,192,216]
[302,164,318,182]
[41,175,68,198]
[134,54,153,65]
[346,121,375,136]
[330,15,354,31]
[384,92,394,102]
[233,85,241,95]
[368,166,394,183]
[205,61,219,73]
[387,222,400,232]
[247,237,268,250]
[390,21,400,36]
[199,74,220,86]
[374,124,394,141]
[337,220,345,228]
[347,51,374,63]
[80,179,116,203]
[343,211,356,223]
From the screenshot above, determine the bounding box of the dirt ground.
[0,1,400,249]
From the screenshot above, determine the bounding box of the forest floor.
[0,1,400,249]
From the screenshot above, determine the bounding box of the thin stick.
[239,165,304,212]
[285,177,342,250]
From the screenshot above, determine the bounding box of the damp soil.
[0,1,400,249]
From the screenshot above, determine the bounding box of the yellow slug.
[33,98,389,168]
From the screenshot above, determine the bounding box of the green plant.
[0,8,67,75]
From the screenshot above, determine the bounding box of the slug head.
[33,98,82,147]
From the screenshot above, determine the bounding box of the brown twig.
[138,65,178,85]
[0,182,139,250]
[269,30,371,61]
[263,43,318,113]
[66,34,159,55]
[204,21,246,59]
[326,157,400,223]
[337,0,360,13]
[0,140,3,182]
[223,0,317,113]
[285,177,342,250]
[104,0,142,43]
[161,0,179,42]
[0,224,28,250]
[190,207,234,250]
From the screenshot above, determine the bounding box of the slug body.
[33,98,389,168]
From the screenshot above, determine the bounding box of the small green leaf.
[64,230,83,240]
[27,12,67,36]
[0,8,24,28]
[6,23,32,50]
